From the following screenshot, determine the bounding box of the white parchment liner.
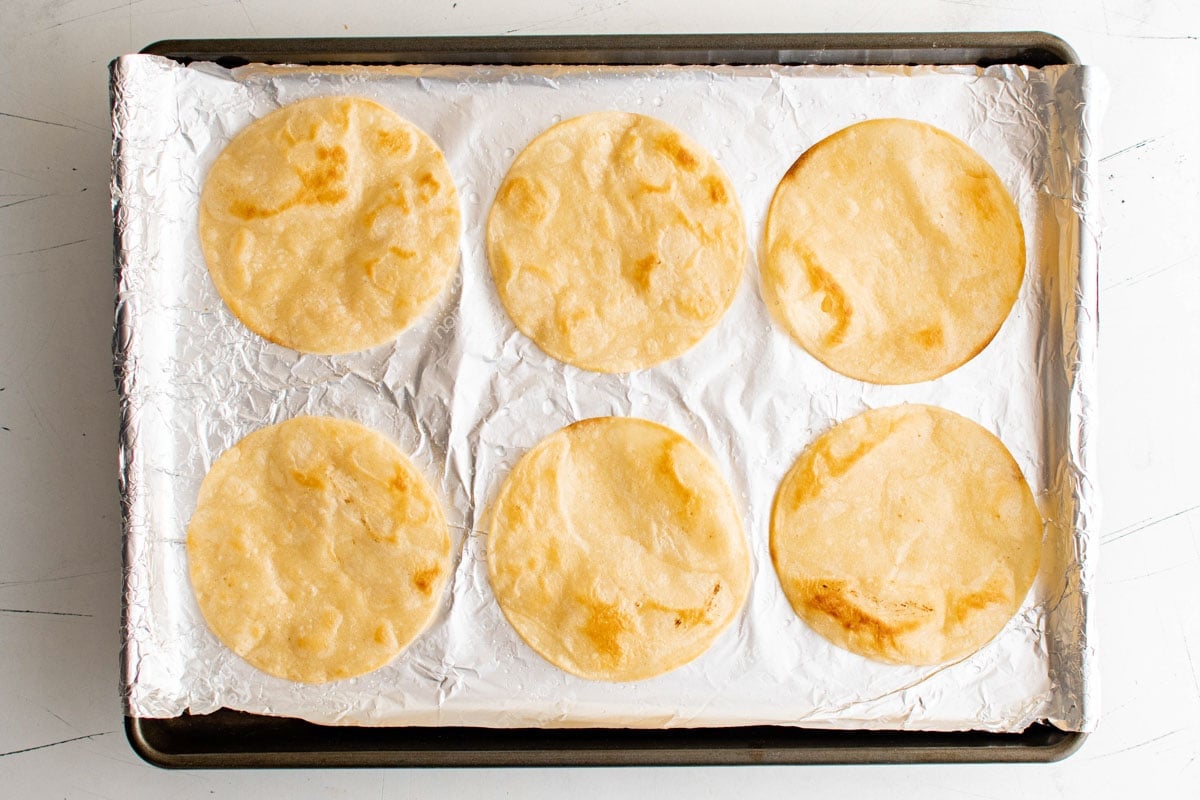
[111,54,1102,732]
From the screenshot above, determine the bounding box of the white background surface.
[0,0,1195,796]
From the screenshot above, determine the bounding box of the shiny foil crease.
[110,54,1102,732]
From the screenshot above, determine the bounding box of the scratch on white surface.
[0,567,117,590]
[0,167,38,182]
[1088,729,1185,759]
[1100,136,1159,161]
[1094,0,1184,32]
[505,0,631,34]
[13,371,66,455]
[0,96,111,137]
[0,608,94,618]
[39,0,149,33]
[0,732,115,758]
[1101,502,1200,544]
[1100,253,1196,292]
[0,194,52,210]
[0,237,92,258]
[237,0,259,34]
[0,110,83,131]
[43,707,75,729]
[1104,560,1197,584]
[1111,33,1199,40]
[1183,630,1200,700]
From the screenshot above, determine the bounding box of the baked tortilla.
[770,404,1042,665]
[199,96,461,354]
[763,118,1025,384]
[487,112,746,373]
[488,417,750,680]
[187,416,451,683]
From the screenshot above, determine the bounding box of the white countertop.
[1,0,1196,796]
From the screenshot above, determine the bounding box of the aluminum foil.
[111,54,1102,732]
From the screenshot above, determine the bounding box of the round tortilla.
[488,417,750,681]
[770,404,1042,665]
[763,118,1025,384]
[199,96,461,354]
[187,416,451,683]
[486,112,746,373]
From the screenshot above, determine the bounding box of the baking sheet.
[112,53,1101,732]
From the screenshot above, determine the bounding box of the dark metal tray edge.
[139,31,1078,68]
[126,711,1085,768]
[120,31,1084,769]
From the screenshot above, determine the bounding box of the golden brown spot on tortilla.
[825,438,878,480]
[582,600,629,665]
[789,434,880,511]
[373,127,413,156]
[703,175,728,205]
[412,566,440,595]
[295,608,341,652]
[357,511,396,544]
[673,606,710,628]
[638,179,670,193]
[499,176,550,223]
[916,325,944,348]
[671,207,713,244]
[362,186,412,231]
[655,133,699,171]
[389,246,416,260]
[388,469,409,493]
[783,148,817,181]
[373,623,394,645]
[228,199,278,221]
[391,183,412,214]
[961,170,996,216]
[654,443,700,517]
[554,304,590,341]
[301,145,350,204]
[630,253,660,292]
[290,469,325,490]
[280,119,321,147]
[802,579,928,646]
[946,574,1006,628]
[507,262,559,302]
[228,144,348,220]
[644,590,718,631]
[417,172,441,203]
[804,258,852,345]
[362,257,379,281]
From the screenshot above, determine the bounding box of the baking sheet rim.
[114,30,1094,766]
